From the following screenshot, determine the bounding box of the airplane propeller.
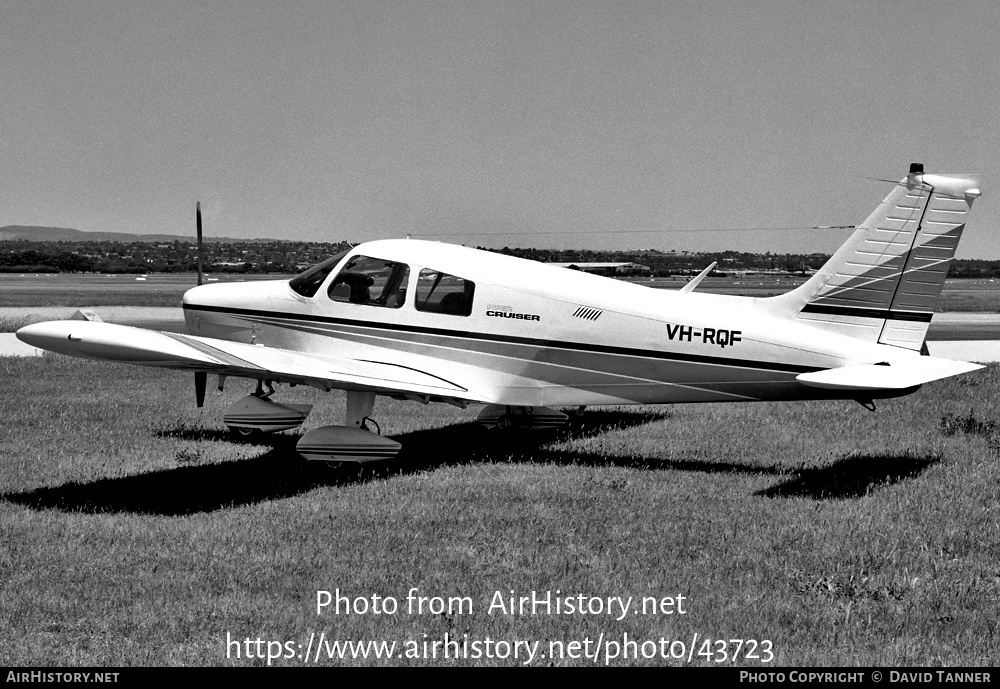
[195,371,207,408]
[195,202,205,406]
[196,201,204,287]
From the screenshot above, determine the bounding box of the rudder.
[771,164,982,350]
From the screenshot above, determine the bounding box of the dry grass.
[0,315,47,333]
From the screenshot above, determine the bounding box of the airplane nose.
[182,279,287,337]
[183,279,286,309]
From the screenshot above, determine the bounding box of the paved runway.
[0,305,183,324]
[927,340,1000,362]
[926,313,1000,341]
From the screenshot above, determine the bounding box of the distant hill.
[0,225,277,244]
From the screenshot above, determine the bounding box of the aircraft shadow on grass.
[754,454,941,500]
[2,409,941,515]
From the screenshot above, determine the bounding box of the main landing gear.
[475,404,569,430]
[296,390,401,462]
[222,381,400,462]
[218,382,570,463]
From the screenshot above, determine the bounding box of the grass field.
[1,356,998,666]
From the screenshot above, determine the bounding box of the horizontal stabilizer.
[796,358,982,392]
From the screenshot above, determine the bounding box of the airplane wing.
[16,320,486,403]
[795,358,983,392]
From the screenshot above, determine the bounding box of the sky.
[1,1,998,257]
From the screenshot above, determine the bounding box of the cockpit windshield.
[288,250,350,298]
[328,255,409,308]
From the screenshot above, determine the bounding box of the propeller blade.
[196,201,204,287]
[195,371,207,408]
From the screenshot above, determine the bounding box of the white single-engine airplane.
[17,164,984,462]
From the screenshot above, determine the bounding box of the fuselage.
[181,239,926,407]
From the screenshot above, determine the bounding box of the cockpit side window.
[328,255,410,309]
[288,250,349,298]
[414,269,475,316]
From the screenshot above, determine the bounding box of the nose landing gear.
[223,379,313,436]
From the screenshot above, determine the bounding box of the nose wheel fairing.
[223,394,313,434]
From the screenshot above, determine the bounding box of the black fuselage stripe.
[801,304,933,323]
[183,303,821,374]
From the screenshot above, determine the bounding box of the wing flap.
[796,357,983,392]
[17,320,482,400]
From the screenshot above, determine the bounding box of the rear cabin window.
[327,255,410,309]
[288,250,349,298]
[415,269,475,316]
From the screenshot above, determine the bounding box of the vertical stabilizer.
[770,165,982,350]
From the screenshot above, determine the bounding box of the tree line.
[3,239,1000,278]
